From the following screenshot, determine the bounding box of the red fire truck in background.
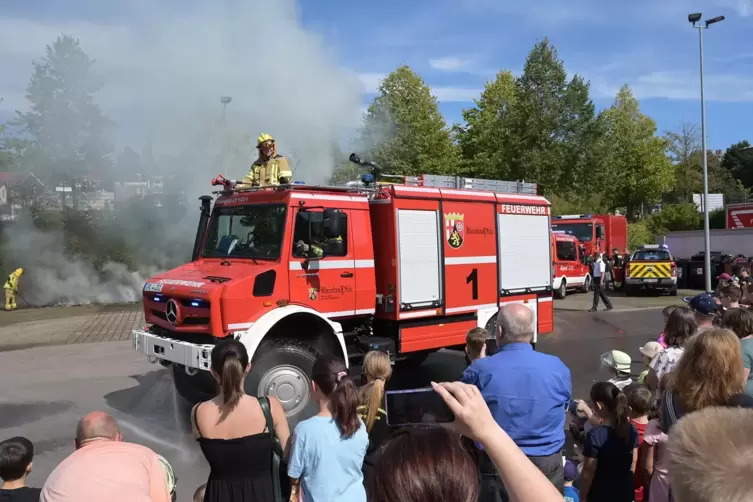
[552,231,591,299]
[551,214,628,257]
[131,158,555,425]
[726,203,753,229]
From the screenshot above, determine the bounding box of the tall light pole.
[689,13,724,293]
[220,96,232,177]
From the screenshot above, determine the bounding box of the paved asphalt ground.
[0,289,691,501]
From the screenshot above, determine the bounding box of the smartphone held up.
[385,387,455,427]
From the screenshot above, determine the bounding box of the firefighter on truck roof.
[4,268,23,311]
[235,133,293,188]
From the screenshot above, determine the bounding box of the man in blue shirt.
[463,303,572,501]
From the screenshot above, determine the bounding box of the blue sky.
[1,0,752,152]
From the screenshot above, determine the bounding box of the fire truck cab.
[551,213,627,258]
[552,231,591,299]
[132,166,554,425]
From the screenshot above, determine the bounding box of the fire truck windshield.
[202,204,287,260]
[551,222,593,242]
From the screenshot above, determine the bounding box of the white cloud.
[589,70,753,102]
[357,72,480,102]
[431,87,482,102]
[429,57,471,71]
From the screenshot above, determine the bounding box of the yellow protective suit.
[237,155,293,188]
[4,268,23,311]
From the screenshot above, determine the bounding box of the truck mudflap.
[132,329,214,372]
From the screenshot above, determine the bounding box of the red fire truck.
[552,231,591,299]
[132,161,554,424]
[551,214,628,257]
[726,203,753,229]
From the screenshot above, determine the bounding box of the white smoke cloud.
[1,0,367,306]
[7,223,160,306]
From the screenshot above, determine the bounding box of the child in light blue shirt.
[288,355,368,502]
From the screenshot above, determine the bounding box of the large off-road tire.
[246,338,319,429]
[555,279,567,299]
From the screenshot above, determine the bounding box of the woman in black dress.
[191,338,291,502]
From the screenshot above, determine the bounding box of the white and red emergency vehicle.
[552,231,591,299]
[132,160,554,424]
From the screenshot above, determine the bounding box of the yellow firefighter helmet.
[257,133,275,148]
[16,268,23,276]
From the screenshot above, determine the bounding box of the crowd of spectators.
[4,267,753,502]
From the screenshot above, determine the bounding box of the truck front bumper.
[132,328,214,371]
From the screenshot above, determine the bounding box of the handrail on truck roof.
[211,174,538,198]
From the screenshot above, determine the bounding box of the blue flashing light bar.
[292,181,305,185]
[191,301,200,307]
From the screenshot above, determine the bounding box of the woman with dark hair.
[646,306,697,393]
[579,381,639,502]
[370,381,564,502]
[369,427,478,502]
[191,338,291,502]
[288,354,368,502]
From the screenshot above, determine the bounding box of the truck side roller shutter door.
[497,212,552,293]
[396,209,443,308]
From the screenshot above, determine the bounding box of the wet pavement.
[0,294,674,501]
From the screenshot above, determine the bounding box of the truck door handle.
[340,271,354,278]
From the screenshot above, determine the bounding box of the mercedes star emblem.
[165,299,179,325]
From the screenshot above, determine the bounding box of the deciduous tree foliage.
[663,124,749,205]
[454,70,517,179]
[722,140,753,189]
[13,34,112,185]
[358,66,458,176]
[598,85,673,220]
[505,39,598,195]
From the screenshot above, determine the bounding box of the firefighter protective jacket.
[237,155,292,187]
[4,268,23,291]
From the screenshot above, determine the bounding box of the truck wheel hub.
[258,365,310,417]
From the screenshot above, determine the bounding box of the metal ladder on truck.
[404,174,538,195]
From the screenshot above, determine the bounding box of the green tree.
[558,74,600,192]
[358,66,458,176]
[721,140,753,189]
[628,222,654,250]
[454,70,516,179]
[663,122,702,203]
[705,149,749,204]
[648,203,702,233]
[598,85,673,220]
[506,39,598,194]
[13,34,113,185]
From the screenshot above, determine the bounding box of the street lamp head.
[706,15,725,26]
[688,12,702,23]
[220,96,232,104]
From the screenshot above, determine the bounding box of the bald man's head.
[496,303,535,344]
[75,411,121,448]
